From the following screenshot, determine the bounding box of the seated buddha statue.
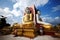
[23,7,33,24]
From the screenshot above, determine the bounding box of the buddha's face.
[25,7,31,14]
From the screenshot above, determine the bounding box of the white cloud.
[0,8,10,16]
[52,5,60,12]
[13,0,49,6]
[41,16,53,22]
[0,8,5,14]
[55,17,60,19]
[54,17,60,23]
[0,8,4,13]
[0,7,23,17]
[41,15,60,25]
[4,7,11,14]
[0,7,21,24]
[11,9,20,16]
[13,0,49,14]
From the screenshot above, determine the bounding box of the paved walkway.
[0,35,60,40]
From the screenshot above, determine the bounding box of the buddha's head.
[25,7,31,14]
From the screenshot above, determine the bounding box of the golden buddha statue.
[23,7,33,24]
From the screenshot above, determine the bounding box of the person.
[14,29,18,37]
[40,27,44,35]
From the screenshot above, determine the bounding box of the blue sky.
[0,0,60,25]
